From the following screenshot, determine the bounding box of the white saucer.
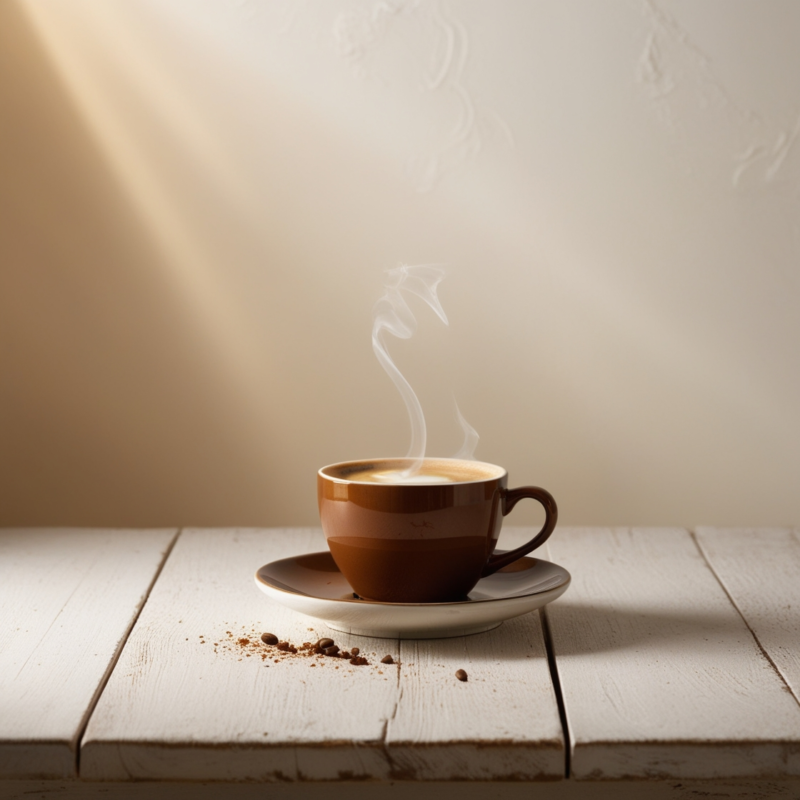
[254,551,570,639]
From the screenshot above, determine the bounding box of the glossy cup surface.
[317,458,508,603]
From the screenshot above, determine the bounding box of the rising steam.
[452,401,479,459]
[372,265,478,474]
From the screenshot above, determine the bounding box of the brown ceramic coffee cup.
[317,457,558,603]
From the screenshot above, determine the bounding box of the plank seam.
[690,528,800,712]
[73,527,183,777]
[379,718,395,777]
[540,606,571,779]
[380,637,402,777]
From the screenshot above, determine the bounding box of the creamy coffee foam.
[362,470,453,484]
[322,458,504,485]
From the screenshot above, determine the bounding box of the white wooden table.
[2,527,799,800]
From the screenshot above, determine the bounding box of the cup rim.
[318,457,507,485]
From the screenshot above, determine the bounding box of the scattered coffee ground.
[203,627,423,680]
[208,627,404,675]
[455,669,468,682]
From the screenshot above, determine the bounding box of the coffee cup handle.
[481,486,558,576]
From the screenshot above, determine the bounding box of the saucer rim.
[254,551,571,608]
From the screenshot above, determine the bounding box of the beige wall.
[2,0,799,529]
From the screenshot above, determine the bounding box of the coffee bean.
[260,633,278,645]
[455,669,468,682]
[350,647,359,656]
[323,645,339,656]
[318,638,334,649]
[340,651,351,659]
[381,655,394,664]
[349,656,368,666]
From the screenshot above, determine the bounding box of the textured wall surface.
[2,0,799,528]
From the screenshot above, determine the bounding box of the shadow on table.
[540,599,800,659]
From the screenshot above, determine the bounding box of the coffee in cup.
[317,457,557,603]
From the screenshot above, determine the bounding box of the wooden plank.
[80,528,399,781]
[695,528,800,705]
[3,778,800,800]
[81,527,566,781]
[544,527,800,780]
[386,528,565,781]
[0,528,177,779]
